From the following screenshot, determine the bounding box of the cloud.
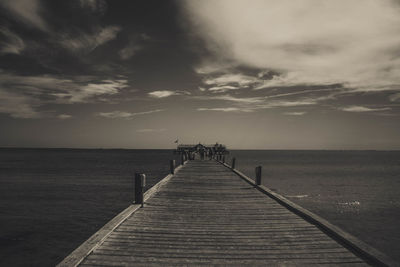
[0,27,25,55]
[136,128,167,133]
[57,114,72,119]
[197,107,252,112]
[284,111,306,116]
[209,95,263,104]
[148,90,190,98]
[208,85,239,92]
[119,43,142,60]
[264,88,341,98]
[181,0,400,92]
[203,73,260,87]
[0,0,48,31]
[69,79,128,103]
[79,0,107,14]
[97,109,164,119]
[118,34,149,60]
[257,99,318,109]
[195,93,332,106]
[0,90,41,118]
[0,72,129,118]
[389,93,400,102]
[339,106,391,112]
[193,93,333,114]
[60,26,121,53]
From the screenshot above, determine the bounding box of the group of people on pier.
[176,143,228,161]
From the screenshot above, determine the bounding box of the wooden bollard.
[170,159,175,174]
[222,155,225,163]
[231,157,236,169]
[255,166,262,185]
[135,173,146,207]
[181,153,185,165]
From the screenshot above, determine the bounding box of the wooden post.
[135,173,146,207]
[255,166,262,185]
[170,159,175,174]
[222,155,225,163]
[181,153,185,165]
[231,157,236,169]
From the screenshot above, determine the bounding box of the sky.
[0,0,399,149]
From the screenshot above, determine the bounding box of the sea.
[0,148,399,266]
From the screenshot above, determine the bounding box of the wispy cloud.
[194,94,264,104]
[197,107,252,112]
[284,111,306,116]
[118,34,149,60]
[119,43,142,60]
[215,95,264,104]
[257,99,317,109]
[389,93,400,102]
[57,114,72,119]
[79,0,107,14]
[0,0,48,31]
[339,106,391,112]
[0,72,129,118]
[148,90,190,98]
[195,93,333,107]
[203,73,260,88]
[0,27,25,55]
[136,128,166,133]
[182,0,400,93]
[97,109,164,119]
[192,93,333,114]
[69,80,128,103]
[60,26,121,53]
[208,85,239,92]
[0,90,41,118]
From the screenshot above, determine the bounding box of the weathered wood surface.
[77,160,370,266]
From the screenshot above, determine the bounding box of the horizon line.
[1,146,399,152]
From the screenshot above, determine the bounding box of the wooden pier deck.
[59,159,396,266]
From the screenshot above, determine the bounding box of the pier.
[58,146,396,266]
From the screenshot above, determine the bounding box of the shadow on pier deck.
[59,160,397,266]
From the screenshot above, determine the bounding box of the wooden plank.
[81,254,365,265]
[94,246,350,255]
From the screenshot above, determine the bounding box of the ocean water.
[0,149,399,266]
[0,148,181,266]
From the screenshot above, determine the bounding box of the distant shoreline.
[0,147,399,152]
